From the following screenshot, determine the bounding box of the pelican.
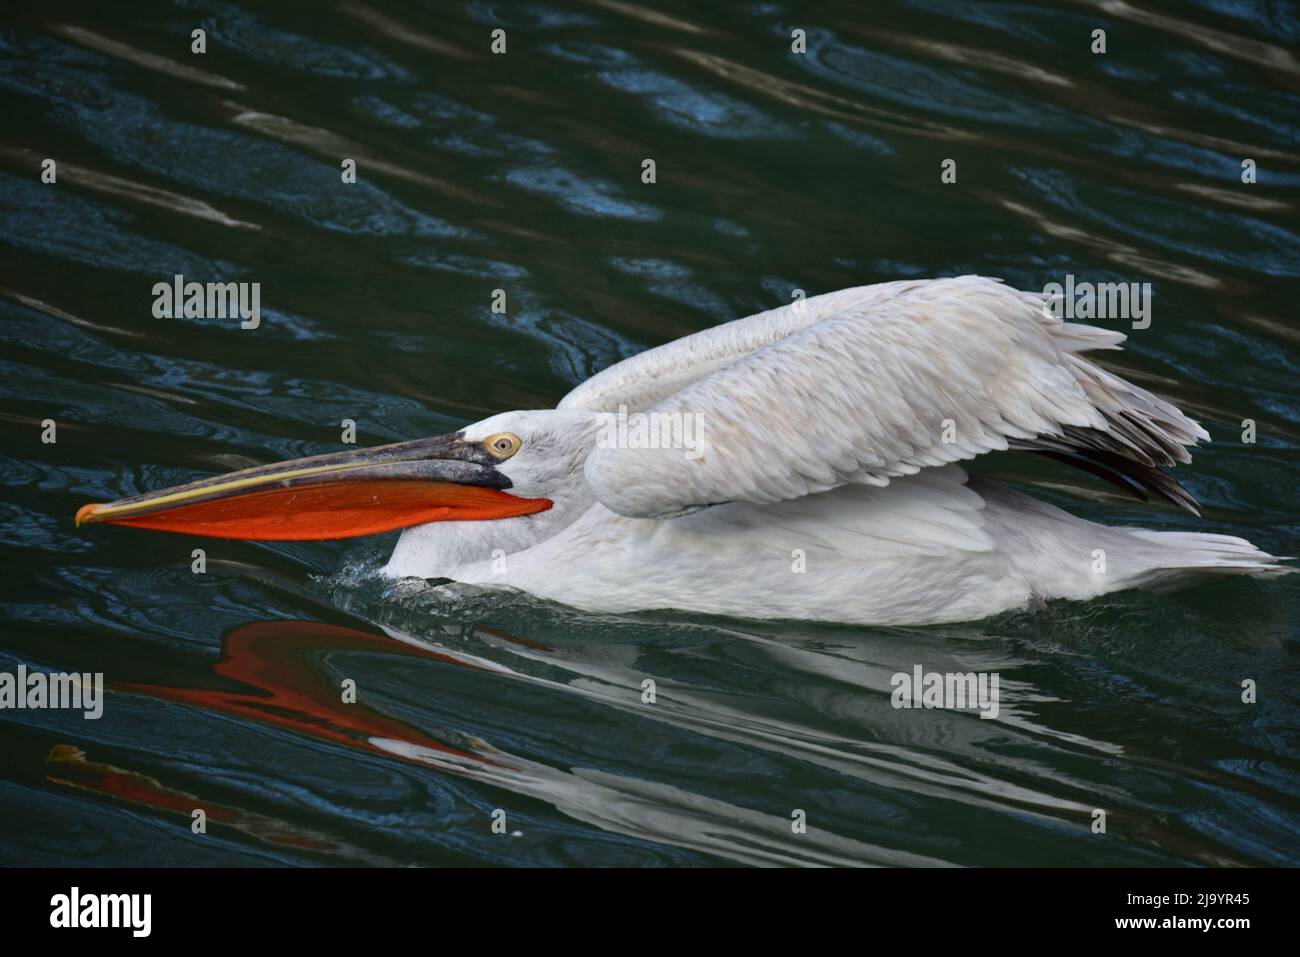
[77,276,1286,625]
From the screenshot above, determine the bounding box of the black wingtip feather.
[1031,447,1201,516]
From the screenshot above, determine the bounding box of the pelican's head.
[75,410,603,548]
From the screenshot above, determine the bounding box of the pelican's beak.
[75,433,551,540]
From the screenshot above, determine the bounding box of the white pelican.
[77,276,1286,625]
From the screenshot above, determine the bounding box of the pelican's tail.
[974,478,1291,602]
[1119,528,1293,590]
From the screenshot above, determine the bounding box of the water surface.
[1,0,1299,866]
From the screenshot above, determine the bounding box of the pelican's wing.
[560,276,1208,519]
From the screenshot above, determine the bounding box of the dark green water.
[1,0,1298,866]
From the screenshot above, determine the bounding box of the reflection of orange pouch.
[119,619,490,762]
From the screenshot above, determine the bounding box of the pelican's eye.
[484,432,522,460]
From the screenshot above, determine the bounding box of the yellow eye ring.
[484,432,522,459]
